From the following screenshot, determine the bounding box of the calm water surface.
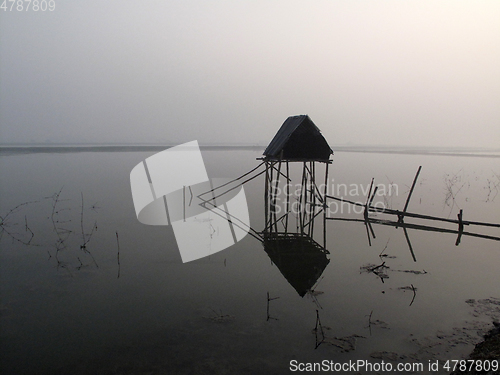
[0,148,499,374]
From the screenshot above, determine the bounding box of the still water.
[0,148,499,374]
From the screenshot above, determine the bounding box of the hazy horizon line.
[1,142,500,151]
[1,143,499,159]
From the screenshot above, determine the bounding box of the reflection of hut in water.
[263,233,330,297]
[260,115,333,295]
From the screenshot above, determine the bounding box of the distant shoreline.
[0,145,499,158]
[331,147,500,158]
[0,145,265,155]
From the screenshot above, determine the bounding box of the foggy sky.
[1,1,499,148]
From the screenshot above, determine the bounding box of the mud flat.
[451,321,500,375]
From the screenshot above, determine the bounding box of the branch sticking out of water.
[116,231,120,279]
[0,200,40,246]
[80,192,96,249]
[314,309,326,349]
[266,291,279,321]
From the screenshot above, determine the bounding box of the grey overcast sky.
[1,1,499,147]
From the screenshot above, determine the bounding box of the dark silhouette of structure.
[260,115,333,296]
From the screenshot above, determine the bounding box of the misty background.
[1,1,499,148]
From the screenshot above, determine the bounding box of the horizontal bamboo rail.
[325,166,500,247]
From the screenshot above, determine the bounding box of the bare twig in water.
[24,215,34,244]
[306,289,324,310]
[383,175,396,209]
[310,276,325,292]
[90,202,101,212]
[365,310,389,335]
[443,169,469,216]
[314,309,326,349]
[116,231,120,278]
[266,291,280,321]
[79,192,98,268]
[378,239,396,260]
[49,188,71,269]
[485,171,500,203]
[398,284,418,306]
[205,309,235,323]
[393,269,427,275]
[79,192,97,249]
[360,262,389,283]
[366,310,374,336]
[76,257,85,270]
[0,200,40,245]
[2,189,104,273]
[409,284,417,306]
[49,187,71,264]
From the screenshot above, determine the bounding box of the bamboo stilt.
[285,162,290,234]
[323,162,329,248]
[400,166,422,222]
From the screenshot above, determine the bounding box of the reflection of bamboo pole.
[269,162,274,234]
[365,222,372,246]
[264,162,269,235]
[364,219,376,246]
[309,162,315,237]
[200,198,264,242]
[308,162,312,236]
[403,227,417,262]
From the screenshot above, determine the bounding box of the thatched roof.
[263,115,333,162]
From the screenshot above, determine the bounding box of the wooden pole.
[455,209,464,246]
[285,161,290,234]
[327,216,500,242]
[198,161,265,198]
[299,162,306,234]
[400,166,422,222]
[274,160,281,232]
[363,179,376,246]
[323,162,329,249]
[368,186,379,207]
[309,161,315,237]
[272,161,282,233]
[364,178,374,221]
